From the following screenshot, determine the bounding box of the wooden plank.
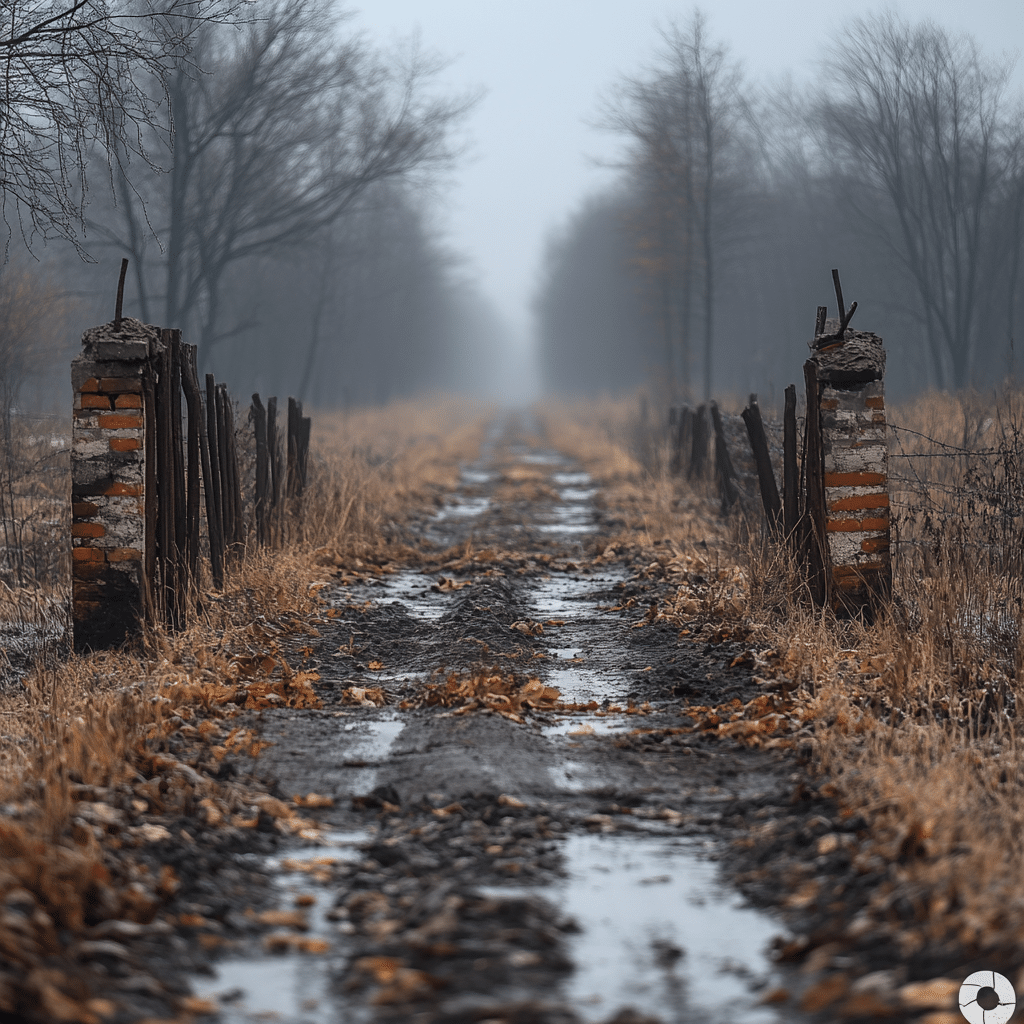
[167,331,186,624]
[741,395,781,534]
[783,383,799,546]
[710,401,740,511]
[688,403,709,480]
[205,373,223,555]
[155,335,174,623]
[142,358,158,621]
[182,349,222,590]
[286,397,299,499]
[222,386,244,546]
[252,393,269,545]
[803,359,829,605]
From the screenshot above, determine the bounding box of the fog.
[2,0,1022,411]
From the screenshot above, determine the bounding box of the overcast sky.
[351,0,1024,351]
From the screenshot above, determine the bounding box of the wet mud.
[54,413,965,1024]
[173,416,824,1024]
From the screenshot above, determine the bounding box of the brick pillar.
[808,328,891,614]
[71,318,158,650]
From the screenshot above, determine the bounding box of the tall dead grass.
[746,387,1024,966]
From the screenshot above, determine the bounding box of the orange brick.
[114,394,142,409]
[81,394,112,409]
[820,399,838,410]
[871,412,886,424]
[98,413,142,429]
[828,493,889,512]
[861,537,890,553]
[73,561,106,581]
[865,397,884,409]
[72,546,105,561]
[72,502,100,518]
[107,548,142,562]
[823,472,886,487]
[104,482,143,496]
[110,438,141,452]
[99,377,142,394]
[72,522,106,538]
[81,377,101,393]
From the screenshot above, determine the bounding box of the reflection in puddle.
[557,834,795,1023]
[546,666,618,704]
[552,471,591,487]
[433,494,490,520]
[193,827,371,1024]
[542,717,628,738]
[375,569,448,621]
[341,717,405,792]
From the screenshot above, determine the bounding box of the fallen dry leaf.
[294,792,334,808]
[257,909,308,930]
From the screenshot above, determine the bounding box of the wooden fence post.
[182,351,222,590]
[252,394,269,545]
[688,404,710,480]
[741,394,781,534]
[670,406,692,476]
[286,397,300,499]
[783,384,799,546]
[710,401,739,511]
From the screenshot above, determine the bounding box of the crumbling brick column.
[71,318,158,650]
[806,329,891,614]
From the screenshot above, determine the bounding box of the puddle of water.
[559,487,597,502]
[375,568,449,622]
[556,834,795,1023]
[433,495,491,520]
[541,717,628,738]
[460,468,494,485]
[547,665,618,704]
[552,471,592,487]
[341,717,405,792]
[193,821,376,1024]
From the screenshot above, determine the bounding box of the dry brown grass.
[0,394,491,1019]
[535,395,724,552]
[740,387,1024,969]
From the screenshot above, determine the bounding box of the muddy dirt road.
[187,416,819,1023]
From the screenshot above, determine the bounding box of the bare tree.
[604,10,747,400]
[101,0,474,363]
[814,12,1024,388]
[0,0,248,251]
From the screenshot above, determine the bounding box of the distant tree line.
[0,0,501,408]
[536,10,1024,402]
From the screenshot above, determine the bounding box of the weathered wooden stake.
[252,394,269,545]
[710,402,739,510]
[783,384,799,545]
[741,394,781,534]
[688,404,710,480]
